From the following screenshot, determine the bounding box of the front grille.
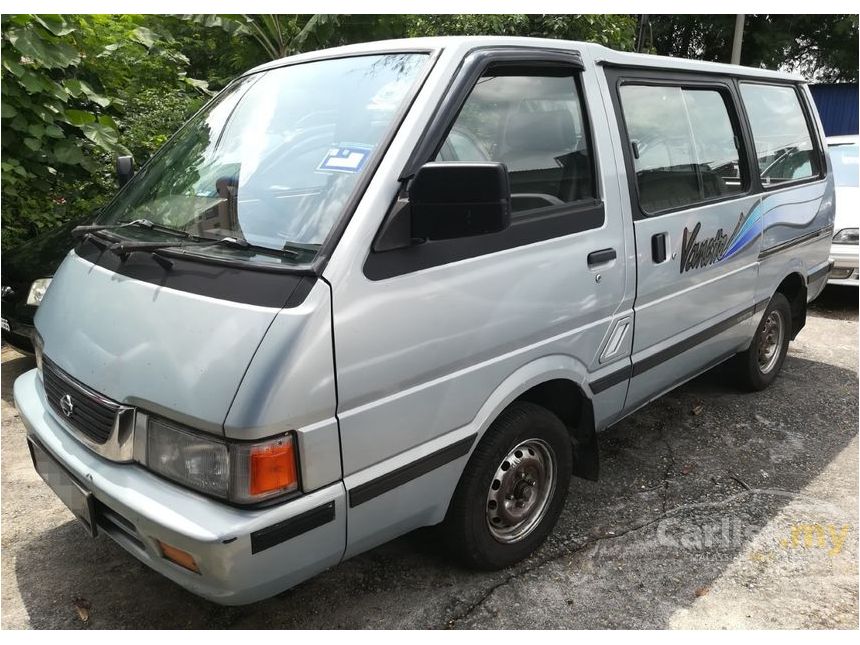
[42,358,119,444]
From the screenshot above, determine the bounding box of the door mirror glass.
[409,162,511,240]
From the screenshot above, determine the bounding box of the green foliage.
[120,88,204,161]
[180,14,386,61]
[1,14,206,249]
[2,14,118,243]
[646,14,858,81]
[405,14,637,50]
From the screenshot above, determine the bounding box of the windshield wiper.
[109,236,300,269]
[73,218,152,238]
[110,236,248,255]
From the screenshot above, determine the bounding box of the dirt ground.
[1,287,857,629]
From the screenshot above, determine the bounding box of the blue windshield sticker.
[318,145,373,173]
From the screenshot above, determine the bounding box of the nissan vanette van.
[14,36,834,604]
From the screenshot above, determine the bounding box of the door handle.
[587,248,616,267]
[652,233,667,263]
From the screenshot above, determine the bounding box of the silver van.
[13,36,834,604]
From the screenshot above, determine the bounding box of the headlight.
[26,278,52,306]
[833,228,859,245]
[145,416,298,504]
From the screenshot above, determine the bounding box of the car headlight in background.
[26,278,52,306]
[145,416,298,504]
[833,228,859,245]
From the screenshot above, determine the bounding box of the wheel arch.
[468,355,598,483]
[775,271,807,339]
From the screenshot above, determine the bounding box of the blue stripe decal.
[719,199,763,261]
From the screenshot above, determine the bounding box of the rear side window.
[619,85,747,214]
[435,70,595,213]
[740,83,820,186]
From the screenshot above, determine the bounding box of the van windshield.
[97,53,429,263]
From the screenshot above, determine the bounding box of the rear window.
[619,84,747,214]
[740,83,820,187]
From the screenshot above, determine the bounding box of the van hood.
[34,248,306,435]
[834,186,859,233]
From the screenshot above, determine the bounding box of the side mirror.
[116,155,134,187]
[409,162,511,241]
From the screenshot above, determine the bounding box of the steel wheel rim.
[758,309,784,374]
[486,438,557,544]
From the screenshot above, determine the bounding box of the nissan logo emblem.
[59,394,74,418]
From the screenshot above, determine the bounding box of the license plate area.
[28,438,97,537]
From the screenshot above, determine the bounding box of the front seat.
[499,109,591,203]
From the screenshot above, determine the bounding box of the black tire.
[735,292,792,391]
[442,401,572,570]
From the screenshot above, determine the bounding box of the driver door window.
[435,70,595,214]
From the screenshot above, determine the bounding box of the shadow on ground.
[809,285,858,322]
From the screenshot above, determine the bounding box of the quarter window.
[619,85,747,214]
[435,70,595,213]
[740,83,819,186]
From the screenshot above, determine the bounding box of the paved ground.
[1,287,857,629]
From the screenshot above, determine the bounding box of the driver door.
[332,50,631,558]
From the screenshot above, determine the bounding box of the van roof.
[247,35,806,82]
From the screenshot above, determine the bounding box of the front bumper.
[14,369,346,605]
[828,243,859,286]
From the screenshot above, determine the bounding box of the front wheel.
[442,402,572,570]
[735,292,792,391]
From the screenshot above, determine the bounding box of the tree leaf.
[182,76,213,95]
[97,114,118,130]
[24,137,42,151]
[81,122,119,151]
[10,115,29,131]
[1,103,17,119]
[63,109,96,126]
[130,26,158,49]
[19,70,44,93]
[53,142,84,165]
[7,26,81,69]
[65,79,84,98]
[2,56,25,77]
[88,93,111,108]
[53,141,84,165]
[32,15,76,37]
[64,79,109,106]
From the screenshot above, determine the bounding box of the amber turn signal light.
[157,540,200,573]
[249,440,298,496]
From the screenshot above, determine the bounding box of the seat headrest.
[505,110,576,153]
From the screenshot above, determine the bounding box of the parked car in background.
[1,218,80,354]
[826,135,859,285]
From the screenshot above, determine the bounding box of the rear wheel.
[735,292,792,391]
[443,402,572,569]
